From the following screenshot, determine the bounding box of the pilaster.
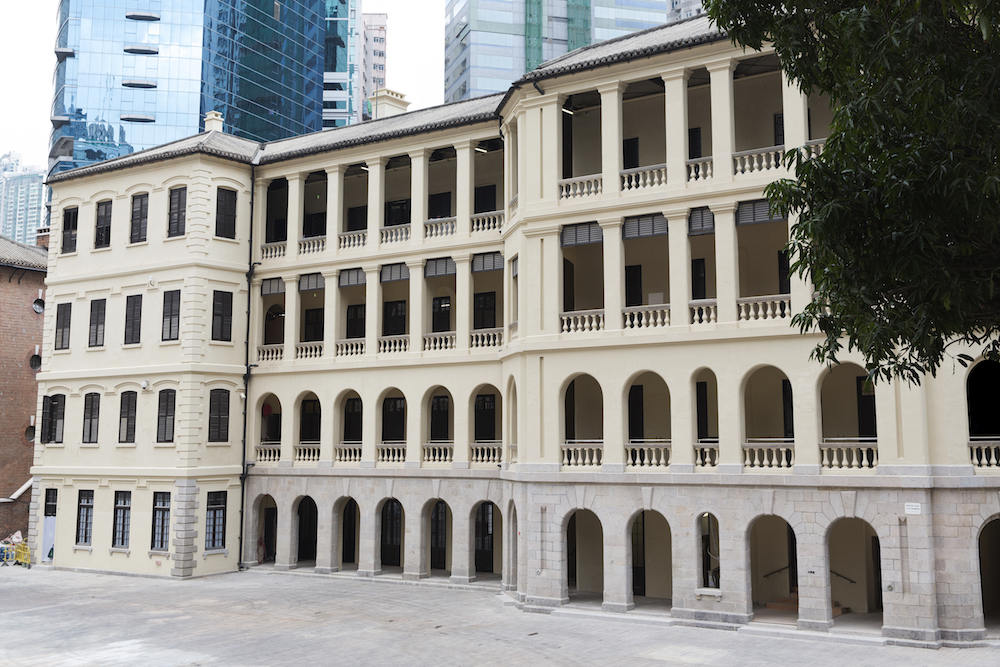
[170,478,199,577]
[707,59,737,182]
[662,68,692,185]
[367,157,386,237]
[711,203,739,324]
[455,141,474,236]
[325,165,344,256]
[455,255,472,351]
[598,81,626,197]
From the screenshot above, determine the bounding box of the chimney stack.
[35,227,50,250]
[204,110,224,133]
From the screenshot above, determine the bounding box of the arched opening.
[474,501,502,579]
[429,499,451,573]
[258,395,282,462]
[265,179,288,243]
[303,171,327,239]
[296,496,318,564]
[340,498,360,571]
[471,384,502,465]
[563,374,604,466]
[743,366,794,468]
[299,393,321,451]
[828,518,883,627]
[750,516,798,621]
[340,391,362,450]
[625,372,671,467]
[630,510,671,610]
[509,503,519,590]
[380,389,406,443]
[820,363,877,469]
[427,386,454,443]
[694,369,719,466]
[566,509,604,603]
[255,495,277,564]
[699,512,721,588]
[968,361,1000,467]
[380,499,404,569]
[981,519,1000,635]
[263,304,285,345]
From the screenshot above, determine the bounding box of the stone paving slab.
[0,566,998,667]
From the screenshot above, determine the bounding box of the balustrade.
[970,438,1000,468]
[742,438,794,469]
[295,342,323,359]
[689,300,717,324]
[380,224,411,244]
[625,439,671,468]
[294,442,321,463]
[508,194,518,213]
[257,344,283,362]
[733,145,785,174]
[378,335,409,354]
[471,210,504,233]
[804,138,826,158]
[423,332,456,351]
[620,163,667,191]
[260,242,286,260]
[335,339,365,357]
[298,236,326,255]
[737,296,791,322]
[424,217,456,239]
[377,443,406,465]
[421,442,454,464]
[819,438,878,470]
[335,443,363,464]
[471,441,503,465]
[470,328,503,348]
[339,230,367,250]
[686,158,713,181]
[561,440,603,467]
[695,439,719,468]
[560,309,605,333]
[623,304,670,330]
[558,174,603,199]
[255,443,281,463]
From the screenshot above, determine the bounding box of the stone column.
[410,148,429,238]
[455,255,472,351]
[402,501,428,580]
[325,165,343,255]
[455,140,474,237]
[707,59,736,182]
[364,265,380,358]
[599,217,624,332]
[662,67,691,185]
[357,503,379,576]
[780,70,809,148]
[599,81,626,197]
[286,173,304,253]
[407,259,426,355]
[282,275,299,362]
[367,157,386,240]
[322,270,339,357]
[711,203,739,323]
[450,508,475,584]
[169,478,199,577]
[405,388,423,468]
[795,524,834,631]
[716,367,743,474]
[314,502,336,573]
[667,210,691,329]
[791,372,821,472]
[602,517,633,612]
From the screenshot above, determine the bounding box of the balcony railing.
[380,224,410,245]
[970,437,1000,468]
[558,174,603,200]
[626,439,671,468]
[423,332,456,351]
[295,342,323,359]
[255,442,281,463]
[377,442,406,465]
[695,438,719,468]
[804,138,826,158]
[471,328,503,348]
[424,217,456,239]
[737,296,792,322]
[733,145,785,175]
[339,230,367,250]
[294,442,321,463]
[335,339,365,357]
[689,299,717,324]
[820,437,878,470]
[299,236,326,255]
[378,335,409,354]
[335,442,362,464]
[742,438,794,469]
[261,241,286,260]
[471,210,504,233]
[621,163,667,191]
[561,309,605,333]
[471,441,503,465]
[686,157,713,182]
[422,441,454,464]
[623,304,670,330]
[257,344,284,362]
[561,440,603,467]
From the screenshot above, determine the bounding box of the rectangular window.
[346,205,367,231]
[688,127,702,160]
[212,291,233,342]
[119,391,137,443]
[168,187,187,237]
[300,399,321,441]
[162,290,180,341]
[474,185,496,214]
[430,395,450,441]
[55,303,71,350]
[303,308,324,342]
[432,296,451,333]
[346,304,365,339]
[383,300,406,336]
[208,389,230,443]
[95,200,112,248]
[696,381,709,440]
[474,394,496,442]
[130,193,148,243]
[474,292,496,330]
[157,389,176,443]
[82,392,100,444]
[62,208,78,253]
[44,489,58,516]
[344,397,362,442]
[124,294,142,344]
[216,188,237,239]
[151,492,170,551]
[623,137,640,170]
[382,398,406,442]
[692,258,707,300]
[428,192,452,219]
[205,491,227,550]
[112,491,131,548]
[41,394,66,444]
[384,199,411,227]
[89,299,106,347]
[76,490,94,545]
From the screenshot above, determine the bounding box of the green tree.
[705,0,1000,383]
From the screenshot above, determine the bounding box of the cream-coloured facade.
[32,17,1000,648]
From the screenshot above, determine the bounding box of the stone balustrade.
[424,217,456,239]
[470,328,503,348]
[561,309,605,333]
[295,342,323,359]
[737,296,791,322]
[558,174,603,199]
[686,157,713,181]
[620,163,667,191]
[261,242,286,260]
[689,299,718,324]
[733,145,785,174]
[298,236,325,255]
[623,304,670,330]
[335,339,365,357]
[423,332,456,351]
[380,224,411,245]
[742,438,794,469]
[471,210,504,233]
[338,230,366,250]
[257,344,283,362]
[625,439,671,468]
[819,438,878,470]
[561,440,603,467]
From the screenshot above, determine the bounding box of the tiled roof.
[0,235,47,271]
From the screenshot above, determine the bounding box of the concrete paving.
[1,566,998,667]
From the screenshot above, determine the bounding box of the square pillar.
[667,211,692,328]
[410,149,429,236]
[791,374,820,472]
[716,369,742,473]
[357,507,378,575]
[599,217,624,332]
[599,81,625,197]
[402,501,428,580]
[282,275,300,362]
[601,532,633,613]
[314,502,336,573]
[707,59,736,182]
[455,141,474,236]
[450,509,475,583]
[670,370,695,471]
[662,68,691,185]
[360,378,378,468]
[455,255,472,350]
[786,211,812,319]
[405,395,422,468]
[543,231,562,334]
[407,259,426,354]
[780,70,809,148]
[322,270,339,353]
[364,266,380,357]
[453,388,470,468]
[286,174,304,251]
[325,165,344,255]
[711,203,739,323]
[367,157,386,238]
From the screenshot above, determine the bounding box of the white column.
[410,149,429,235]
[283,275,299,362]
[670,371,695,471]
[322,270,339,355]
[780,70,809,148]
[286,174,304,251]
[662,68,691,185]
[253,180,267,261]
[712,203,739,323]
[367,157,386,239]
[455,255,472,350]
[707,59,736,182]
[599,81,625,197]
[407,260,425,354]
[667,211,691,327]
[325,165,343,255]
[543,231,562,334]
[249,278,264,352]
[364,266,380,356]
[405,395,423,468]
[455,141,474,237]
[791,373,820,473]
[599,218,624,331]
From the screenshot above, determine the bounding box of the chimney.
[204,110,224,133]
[35,227,50,250]
[369,89,411,120]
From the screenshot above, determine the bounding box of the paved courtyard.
[1,566,998,667]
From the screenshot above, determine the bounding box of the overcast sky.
[0,0,445,170]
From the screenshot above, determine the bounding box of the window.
[76,490,94,545]
[41,394,66,444]
[130,193,148,243]
[216,188,237,239]
[55,303,71,350]
[300,399,321,441]
[62,207,78,253]
[205,491,227,550]
[474,292,496,330]
[625,266,642,307]
[212,291,233,341]
[428,192,452,219]
[385,199,411,227]
[344,397,362,442]
[474,185,496,214]
[89,299,106,347]
[474,394,496,442]
[382,398,406,441]
[44,489,58,516]
[346,304,365,339]
[151,492,170,551]
[303,308,324,342]
[432,296,451,333]
[157,389,176,443]
[346,205,367,231]
[688,127,702,159]
[162,290,180,341]
[112,491,131,548]
[119,391,137,443]
[124,295,142,344]
[623,137,640,170]
[82,392,100,444]
[95,200,112,248]
[168,187,187,237]
[430,396,450,441]
[692,259,707,300]
[383,300,406,336]
[208,389,230,442]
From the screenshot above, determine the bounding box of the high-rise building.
[322,0,365,128]
[0,153,46,245]
[48,0,326,178]
[360,13,388,121]
[444,0,704,102]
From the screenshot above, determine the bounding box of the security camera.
[239,392,247,400]
[141,380,149,390]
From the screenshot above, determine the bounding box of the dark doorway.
[343,499,358,564]
[782,379,795,439]
[431,500,448,570]
[381,499,403,567]
[343,397,362,442]
[297,497,318,562]
[432,296,451,332]
[430,395,450,441]
[567,513,578,586]
[474,394,496,442]
[383,300,406,336]
[565,380,576,441]
[346,303,365,339]
[262,505,277,563]
[696,381,709,441]
[628,385,644,441]
[968,361,1000,438]
[632,512,646,596]
[692,258,707,300]
[625,265,642,308]
[623,137,640,170]
[382,397,406,442]
[474,292,496,329]
[563,259,575,312]
[856,376,877,438]
[428,192,451,219]
[475,502,495,573]
[474,185,496,214]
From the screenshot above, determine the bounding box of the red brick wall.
[0,266,45,538]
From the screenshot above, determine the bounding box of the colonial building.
[34,17,1000,648]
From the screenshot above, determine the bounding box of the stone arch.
[565,508,604,600]
[378,388,407,444]
[742,365,794,469]
[978,514,1000,633]
[747,514,799,612]
[471,499,503,577]
[622,370,671,467]
[968,360,1000,465]
[258,393,282,448]
[377,497,405,570]
[296,391,322,447]
[826,517,883,622]
[697,511,721,588]
[626,508,672,609]
[334,496,361,570]
[561,372,604,443]
[422,497,452,573]
[295,495,318,564]
[469,383,502,446]
[250,493,277,564]
[423,385,454,444]
[818,362,877,469]
[692,367,719,465]
[335,389,363,449]
[263,303,284,345]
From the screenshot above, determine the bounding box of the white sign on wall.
[904,502,921,515]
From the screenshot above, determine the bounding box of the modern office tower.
[360,13,388,121]
[323,0,365,128]
[445,0,703,102]
[0,168,46,245]
[48,0,325,177]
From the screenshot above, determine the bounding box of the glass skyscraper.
[322,0,362,128]
[444,0,704,102]
[49,0,325,177]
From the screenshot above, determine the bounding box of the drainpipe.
[238,162,259,571]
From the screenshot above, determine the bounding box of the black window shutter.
[212,291,233,341]
[89,299,106,347]
[53,395,65,443]
[162,290,181,341]
[169,188,187,237]
[41,396,52,444]
[120,391,137,443]
[157,390,176,442]
[55,303,72,350]
[95,201,112,248]
[216,188,237,239]
[131,193,148,243]
[782,379,795,439]
[124,295,142,344]
[688,127,702,159]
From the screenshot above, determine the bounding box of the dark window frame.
[157,389,176,443]
[205,491,227,550]
[168,187,187,237]
[211,291,233,342]
[55,303,72,350]
[151,492,170,551]
[208,389,230,443]
[130,193,148,243]
[112,490,131,548]
[41,394,66,444]
[119,391,137,443]
[162,290,180,341]
[76,490,94,545]
[215,187,237,239]
[82,392,100,444]
[124,294,142,345]
[95,200,112,249]
[61,207,78,253]
[88,299,106,348]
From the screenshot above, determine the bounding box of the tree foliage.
[705,0,1000,383]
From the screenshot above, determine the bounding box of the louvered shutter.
[261,278,285,295]
[425,257,457,277]
[561,222,603,247]
[131,193,148,243]
[338,268,366,287]
[737,199,784,225]
[688,207,715,235]
[124,295,142,345]
[89,299,106,347]
[623,214,667,239]
[299,273,325,291]
[472,252,503,272]
[212,291,233,341]
[168,187,187,237]
[380,263,410,282]
[216,188,237,239]
[512,257,518,277]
